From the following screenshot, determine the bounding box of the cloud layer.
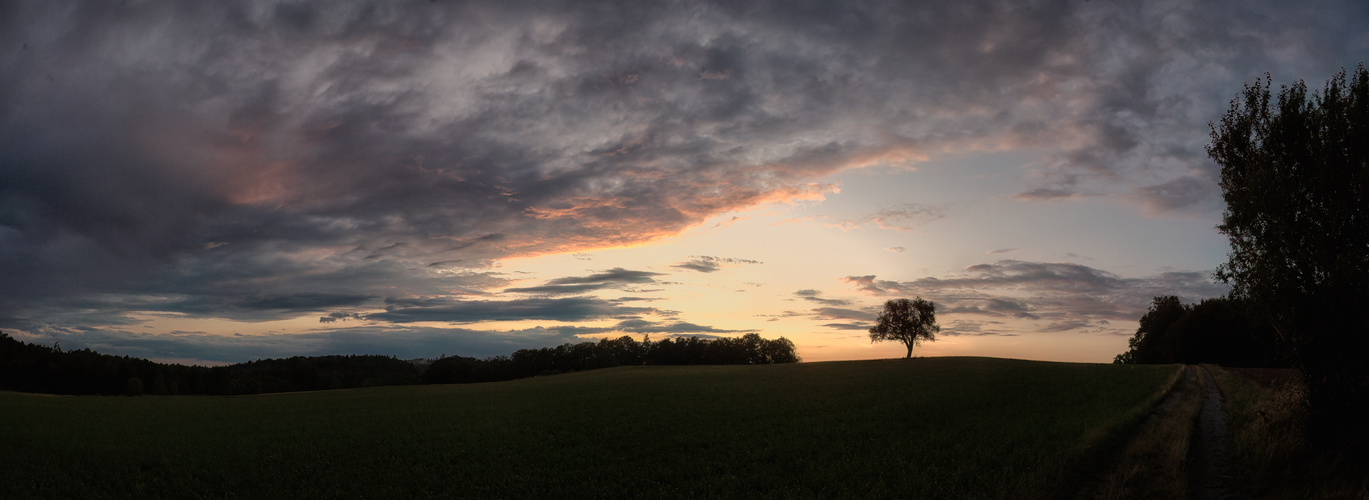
[0,0,1360,358]
[842,260,1229,335]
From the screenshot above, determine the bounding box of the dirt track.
[1194,366,1229,500]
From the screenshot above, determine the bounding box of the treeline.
[1113,296,1288,367]
[425,333,800,384]
[0,331,800,396]
[0,332,422,395]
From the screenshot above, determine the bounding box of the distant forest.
[0,332,799,396]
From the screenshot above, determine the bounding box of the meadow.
[0,357,1180,499]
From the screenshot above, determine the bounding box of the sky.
[1,0,1366,365]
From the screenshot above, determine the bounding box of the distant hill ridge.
[0,331,798,396]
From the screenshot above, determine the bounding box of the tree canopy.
[869,297,939,359]
[1113,296,1284,367]
[1208,64,1369,439]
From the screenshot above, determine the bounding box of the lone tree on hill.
[869,297,939,359]
[1208,64,1369,441]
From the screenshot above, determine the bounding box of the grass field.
[0,357,1179,499]
[1210,366,1369,499]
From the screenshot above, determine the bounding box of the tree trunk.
[904,343,913,359]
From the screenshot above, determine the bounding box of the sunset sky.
[2,0,1365,365]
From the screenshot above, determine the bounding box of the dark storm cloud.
[842,260,1228,333]
[0,0,1362,349]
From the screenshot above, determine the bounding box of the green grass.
[0,357,1178,499]
[1078,365,1201,499]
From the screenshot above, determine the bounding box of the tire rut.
[1194,366,1229,500]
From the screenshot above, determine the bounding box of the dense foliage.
[0,331,799,395]
[1208,65,1369,438]
[424,333,800,384]
[1113,296,1284,367]
[868,297,939,359]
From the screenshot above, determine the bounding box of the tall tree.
[1208,64,1369,440]
[869,297,939,359]
[1114,296,1190,365]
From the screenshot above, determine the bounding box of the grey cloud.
[673,260,722,273]
[807,304,874,330]
[505,267,664,295]
[811,307,871,321]
[1038,319,1104,333]
[671,255,763,273]
[844,260,1228,334]
[545,268,664,286]
[834,204,945,231]
[1012,187,1085,202]
[840,275,914,296]
[1133,174,1223,214]
[793,289,852,307]
[319,312,363,323]
[942,298,1040,320]
[942,319,1013,337]
[936,261,1122,293]
[0,0,1360,348]
[503,283,615,295]
[611,319,753,334]
[608,296,662,303]
[365,296,655,324]
[233,293,375,313]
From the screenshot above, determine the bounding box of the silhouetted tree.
[1114,296,1190,364]
[759,336,801,364]
[1114,296,1285,367]
[1208,64,1369,440]
[1160,298,1262,366]
[869,297,939,359]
